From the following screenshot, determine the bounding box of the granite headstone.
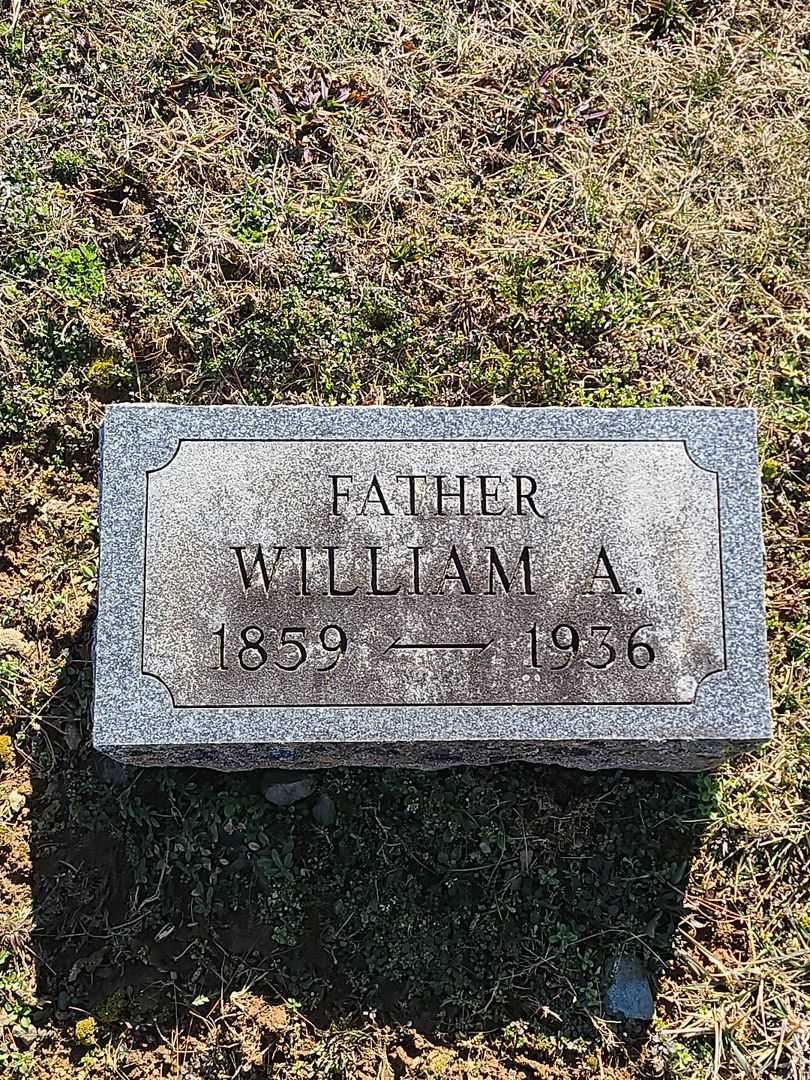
[92,405,770,770]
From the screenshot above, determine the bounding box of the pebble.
[262,775,316,807]
[312,794,337,827]
[602,954,654,1021]
[0,628,31,657]
[7,790,25,814]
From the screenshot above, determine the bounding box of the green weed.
[229,180,279,245]
[0,951,33,1047]
[50,148,86,184]
[47,245,106,306]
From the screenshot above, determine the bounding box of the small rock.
[7,790,25,814]
[312,794,336,827]
[0,628,31,658]
[603,954,654,1021]
[262,775,316,807]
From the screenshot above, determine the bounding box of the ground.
[0,0,809,1076]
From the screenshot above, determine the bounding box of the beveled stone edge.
[92,737,765,773]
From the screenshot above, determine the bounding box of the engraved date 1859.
[212,623,348,672]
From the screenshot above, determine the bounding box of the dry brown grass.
[1,0,809,1077]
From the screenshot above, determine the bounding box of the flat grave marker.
[93,405,770,770]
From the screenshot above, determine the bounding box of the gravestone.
[92,405,770,770]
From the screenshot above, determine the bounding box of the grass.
[0,0,809,1076]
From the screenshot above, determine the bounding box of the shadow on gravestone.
[28,609,717,1066]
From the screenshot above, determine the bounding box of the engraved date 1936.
[530,622,656,670]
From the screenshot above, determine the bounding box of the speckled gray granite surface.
[92,405,770,771]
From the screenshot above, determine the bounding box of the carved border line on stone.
[139,436,727,712]
[139,445,180,708]
[676,438,729,708]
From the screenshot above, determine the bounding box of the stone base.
[96,738,760,773]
